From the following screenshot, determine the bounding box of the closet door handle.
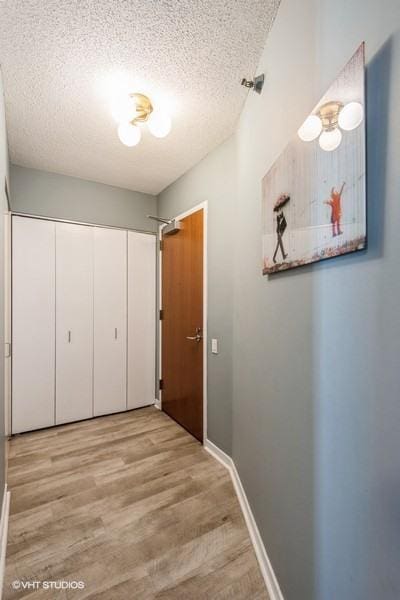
[115,327,118,340]
[68,330,71,343]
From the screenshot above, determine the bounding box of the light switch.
[211,338,219,354]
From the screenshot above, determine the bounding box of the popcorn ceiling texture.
[0,0,280,194]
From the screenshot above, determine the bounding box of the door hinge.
[159,240,163,251]
[159,379,164,390]
[159,309,164,320]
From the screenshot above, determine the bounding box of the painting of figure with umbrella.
[262,44,366,274]
[272,194,290,263]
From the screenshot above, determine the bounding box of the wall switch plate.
[211,338,219,354]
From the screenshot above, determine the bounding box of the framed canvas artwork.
[262,44,366,274]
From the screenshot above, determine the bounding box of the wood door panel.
[162,209,203,441]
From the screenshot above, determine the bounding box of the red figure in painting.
[325,182,346,237]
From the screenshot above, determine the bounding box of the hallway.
[4,408,267,599]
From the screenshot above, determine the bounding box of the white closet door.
[127,232,156,409]
[93,227,127,416]
[56,223,93,424]
[12,217,56,433]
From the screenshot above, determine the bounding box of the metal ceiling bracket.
[241,73,265,94]
[253,73,265,94]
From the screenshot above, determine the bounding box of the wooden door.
[93,227,127,416]
[127,232,156,410]
[12,217,56,433]
[55,223,93,424]
[161,209,203,441]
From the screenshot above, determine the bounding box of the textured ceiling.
[0,0,280,194]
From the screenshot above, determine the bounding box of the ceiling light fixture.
[298,100,364,151]
[112,93,172,147]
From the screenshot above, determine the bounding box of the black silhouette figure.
[273,208,288,263]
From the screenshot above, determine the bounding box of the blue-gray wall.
[158,0,400,598]
[10,165,157,232]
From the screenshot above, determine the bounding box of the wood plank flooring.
[4,407,268,599]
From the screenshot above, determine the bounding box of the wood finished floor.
[4,407,268,599]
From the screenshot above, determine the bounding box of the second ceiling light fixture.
[112,93,172,146]
[298,100,363,151]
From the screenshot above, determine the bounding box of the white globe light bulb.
[111,95,136,124]
[118,122,141,147]
[148,109,172,138]
[319,128,342,152]
[338,101,364,131]
[297,115,322,142]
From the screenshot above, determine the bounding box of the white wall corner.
[0,484,10,600]
[204,439,284,600]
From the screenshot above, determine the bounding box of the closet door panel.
[56,223,93,424]
[12,217,56,433]
[127,232,156,409]
[93,228,127,416]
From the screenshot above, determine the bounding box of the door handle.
[115,327,118,340]
[186,328,202,343]
[68,330,71,343]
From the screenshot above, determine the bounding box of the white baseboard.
[204,440,284,600]
[0,484,10,600]
[154,397,161,410]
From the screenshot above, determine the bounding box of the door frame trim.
[158,201,208,443]
[4,210,12,439]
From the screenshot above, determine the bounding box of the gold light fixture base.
[129,93,153,125]
[318,101,343,131]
